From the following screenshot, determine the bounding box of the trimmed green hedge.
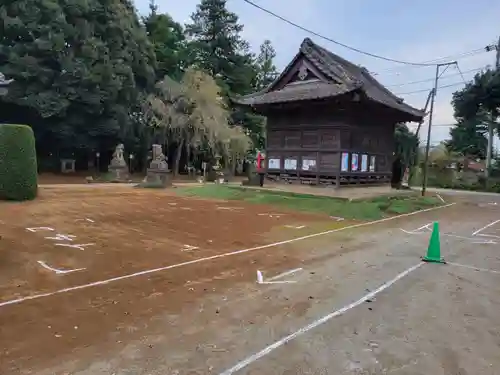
[0,124,38,201]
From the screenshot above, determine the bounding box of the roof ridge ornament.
[297,65,308,80]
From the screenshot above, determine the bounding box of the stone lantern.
[0,72,13,97]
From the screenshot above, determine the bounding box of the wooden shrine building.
[233,38,425,186]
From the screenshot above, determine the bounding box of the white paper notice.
[268,158,281,169]
[284,158,297,170]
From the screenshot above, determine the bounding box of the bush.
[0,124,38,200]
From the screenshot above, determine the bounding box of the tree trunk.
[173,139,184,177]
[231,155,237,176]
[186,145,192,177]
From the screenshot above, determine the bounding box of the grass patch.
[175,185,443,221]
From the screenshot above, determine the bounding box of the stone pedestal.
[145,168,171,187]
[109,164,129,182]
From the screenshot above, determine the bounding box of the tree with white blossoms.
[146,67,252,175]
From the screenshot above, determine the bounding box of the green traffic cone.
[422,222,445,263]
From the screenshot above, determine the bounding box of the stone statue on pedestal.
[141,144,171,188]
[108,143,130,182]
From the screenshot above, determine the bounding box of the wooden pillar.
[316,151,320,185]
[335,152,341,189]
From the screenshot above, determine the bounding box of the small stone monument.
[142,144,171,187]
[108,143,129,182]
[0,72,14,97]
[60,158,76,173]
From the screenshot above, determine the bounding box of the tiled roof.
[232,80,354,105]
[234,38,424,120]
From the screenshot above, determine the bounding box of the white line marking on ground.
[476,233,500,239]
[181,244,199,252]
[472,219,500,236]
[448,262,500,275]
[399,223,432,235]
[37,261,86,275]
[256,270,264,284]
[257,268,302,284]
[284,225,305,229]
[26,227,54,232]
[0,203,454,309]
[76,218,95,223]
[267,268,303,282]
[400,228,496,244]
[54,243,95,251]
[258,213,282,218]
[436,194,445,203]
[330,216,345,221]
[219,262,424,375]
[45,234,76,241]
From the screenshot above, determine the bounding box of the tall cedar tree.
[254,40,279,90]
[143,1,187,81]
[0,0,156,156]
[185,0,255,96]
[185,0,268,149]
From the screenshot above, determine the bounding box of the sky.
[134,0,500,145]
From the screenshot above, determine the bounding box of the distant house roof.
[233,38,424,121]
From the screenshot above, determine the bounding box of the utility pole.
[485,37,500,179]
[496,36,500,68]
[407,89,432,186]
[421,62,457,196]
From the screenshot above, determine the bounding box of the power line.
[374,48,489,76]
[240,0,440,66]
[386,66,485,87]
[395,81,466,96]
[454,62,468,84]
[408,123,455,127]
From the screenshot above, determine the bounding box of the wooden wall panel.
[302,131,318,148]
[267,130,283,148]
[340,130,351,149]
[319,152,339,171]
[284,131,301,148]
[320,129,340,148]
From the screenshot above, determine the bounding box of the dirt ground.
[0,186,341,373]
[1,187,500,375]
